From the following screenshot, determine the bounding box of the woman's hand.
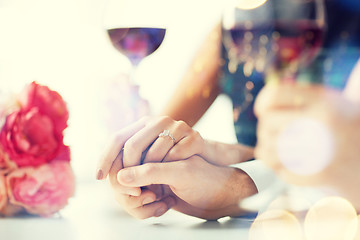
[97,115,255,185]
[97,115,206,199]
[97,116,205,181]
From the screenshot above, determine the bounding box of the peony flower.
[6,161,75,217]
[18,81,69,136]
[0,108,70,167]
[0,146,16,174]
[0,174,7,211]
[0,174,21,217]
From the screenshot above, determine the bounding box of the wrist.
[214,167,258,219]
[201,140,255,166]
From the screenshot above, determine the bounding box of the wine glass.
[102,0,167,131]
[222,0,326,212]
[223,0,325,84]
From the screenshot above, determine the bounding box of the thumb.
[343,58,360,103]
[117,162,182,188]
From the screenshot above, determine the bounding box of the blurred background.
[0,0,237,182]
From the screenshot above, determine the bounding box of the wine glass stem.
[129,64,139,86]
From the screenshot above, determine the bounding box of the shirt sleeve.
[232,160,330,214]
[231,160,287,213]
[233,160,280,193]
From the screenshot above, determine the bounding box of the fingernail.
[142,197,154,205]
[118,169,135,183]
[96,169,103,180]
[154,207,167,217]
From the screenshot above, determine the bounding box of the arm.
[160,23,222,127]
[161,22,255,164]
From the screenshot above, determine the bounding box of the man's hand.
[111,155,257,220]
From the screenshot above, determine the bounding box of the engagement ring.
[158,129,176,144]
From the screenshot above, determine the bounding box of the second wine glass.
[102,0,167,131]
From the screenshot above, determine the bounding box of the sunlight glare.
[236,0,268,10]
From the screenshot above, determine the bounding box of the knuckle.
[113,130,125,143]
[167,147,182,160]
[186,132,199,143]
[123,139,139,153]
[141,163,156,176]
[175,120,191,133]
[153,116,172,127]
[192,130,202,140]
[176,120,187,129]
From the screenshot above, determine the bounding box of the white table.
[0,181,253,240]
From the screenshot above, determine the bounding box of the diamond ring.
[158,129,176,144]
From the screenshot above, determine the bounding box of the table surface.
[0,181,254,240]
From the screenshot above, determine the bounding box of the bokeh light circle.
[276,118,335,176]
[249,209,303,240]
[304,197,358,240]
[353,215,360,240]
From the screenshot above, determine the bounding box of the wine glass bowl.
[107,27,166,66]
[103,0,167,77]
[222,0,325,83]
[101,0,168,132]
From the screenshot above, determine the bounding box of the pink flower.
[0,174,7,211]
[0,146,17,174]
[18,81,69,136]
[6,161,75,216]
[0,174,24,216]
[0,108,70,167]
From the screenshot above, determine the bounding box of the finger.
[128,196,176,219]
[109,151,141,196]
[96,116,149,180]
[113,189,157,209]
[142,121,191,164]
[123,116,174,168]
[146,184,166,200]
[117,161,186,188]
[163,131,203,162]
[141,136,174,164]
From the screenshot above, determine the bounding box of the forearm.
[161,24,222,127]
[201,139,254,166]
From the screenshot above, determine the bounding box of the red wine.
[226,20,323,72]
[107,27,166,65]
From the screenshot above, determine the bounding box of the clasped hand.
[96,116,257,220]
